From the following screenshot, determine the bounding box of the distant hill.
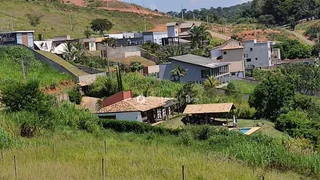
[0,0,172,39]
[62,0,165,16]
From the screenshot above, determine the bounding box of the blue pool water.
[240,128,251,134]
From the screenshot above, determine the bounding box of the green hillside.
[0,0,172,39]
[0,46,71,89]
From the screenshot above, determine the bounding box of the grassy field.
[0,47,72,89]
[0,0,172,39]
[36,50,88,77]
[0,130,308,180]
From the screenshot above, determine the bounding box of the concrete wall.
[167,26,178,37]
[124,51,141,58]
[211,48,221,59]
[102,90,132,107]
[244,40,272,68]
[99,46,141,59]
[221,48,245,77]
[98,112,143,122]
[77,72,107,84]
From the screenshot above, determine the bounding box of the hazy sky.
[123,0,251,12]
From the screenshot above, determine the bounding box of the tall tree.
[90,18,113,35]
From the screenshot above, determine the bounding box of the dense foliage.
[90,18,113,35]
[68,87,82,105]
[273,39,312,59]
[167,0,320,25]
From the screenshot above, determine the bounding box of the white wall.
[167,26,178,37]
[154,33,168,45]
[243,40,272,68]
[98,112,143,122]
[210,49,221,59]
[143,35,154,43]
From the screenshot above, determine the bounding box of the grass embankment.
[0,129,311,180]
[0,47,71,89]
[0,0,172,39]
[36,50,88,77]
[231,79,258,94]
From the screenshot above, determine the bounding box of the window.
[246,58,252,62]
[231,72,236,76]
[250,48,253,51]
[201,70,211,78]
[223,51,227,55]
[255,58,258,60]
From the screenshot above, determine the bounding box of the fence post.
[104,140,107,154]
[14,156,17,180]
[102,158,105,180]
[52,144,56,156]
[182,164,185,180]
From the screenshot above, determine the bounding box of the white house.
[96,90,177,123]
[210,39,245,78]
[143,31,168,45]
[243,39,280,68]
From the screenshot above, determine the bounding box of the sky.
[122,0,251,12]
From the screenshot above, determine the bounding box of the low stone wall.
[78,72,107,84]
[124,51,141,58]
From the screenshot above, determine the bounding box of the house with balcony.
[159,54,230,84]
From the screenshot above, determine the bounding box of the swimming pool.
[239,128,251,134]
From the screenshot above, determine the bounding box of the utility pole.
[69,14,73,31]
[21,58,27,83]
[10,11,13,31]
[317,32,320,58]
[144,16,147,31]
[181,4,184,20]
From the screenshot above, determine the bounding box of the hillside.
[0,0,172,39]
[63,0,165,16]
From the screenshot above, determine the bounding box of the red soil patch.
[42,80,75,95]
[62,0,164,16]
[236,29,281,42]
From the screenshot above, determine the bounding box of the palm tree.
[63,41,76,61]
[170,66,187,82]
[130,61,143,72]
[204,76,220,89]
[189,24,212,49]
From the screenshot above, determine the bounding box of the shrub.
[275,111,310,136]
[99,119,181,135]
[179,130,194,146]
[0,128,13,149]
[68,87,82,104]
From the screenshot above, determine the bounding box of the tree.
[84,26,92,38]
[26,13,43,27]
[258,14,275,27]
[204,76,219,89]
[248,73,295,121]
[176,83,199,112]
[170,66,187,82]
[189,24,212,49]
[130,61,143,72]
[90,18,113,35]
[116,64,123,92]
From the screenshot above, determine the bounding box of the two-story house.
[159,54,230,84]
[243,39,281,69]
[210,39,245,78]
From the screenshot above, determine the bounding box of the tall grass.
[0,47,71,89]
[0,130,311,180]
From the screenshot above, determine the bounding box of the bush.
[275,111,310,136]
[0,128,13,149]
[179,130,194,146]
[68,87,82,104]
[99,119,181,135]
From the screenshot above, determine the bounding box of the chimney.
[102,90,133,107]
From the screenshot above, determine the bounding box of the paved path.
[81,96,102,113]
[283,29,315,46]
[208,30,231,41]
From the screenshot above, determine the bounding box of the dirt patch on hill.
[236,29,281,42]
[42,80,75,95]
[62,0,164,16]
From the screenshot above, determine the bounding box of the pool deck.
[244,127,261,135]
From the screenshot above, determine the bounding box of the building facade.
[243,39,278,68]
[159,54,230,84]
[0,31,34,48]
[143,32,168,45]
